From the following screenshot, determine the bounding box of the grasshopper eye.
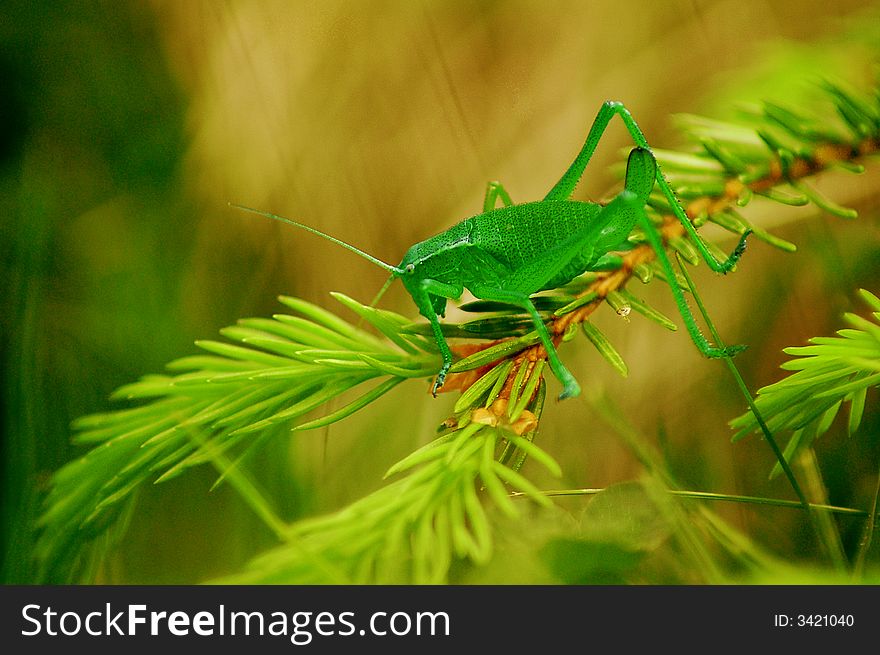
[405,263,415,274]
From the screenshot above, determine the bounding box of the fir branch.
[730,289,880,476]
[35,294,438,582]
[217,409,557,584]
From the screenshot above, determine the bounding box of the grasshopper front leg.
[603,188,746,359]
[411,279,464,395]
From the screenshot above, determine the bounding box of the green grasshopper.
[234,101,750,400]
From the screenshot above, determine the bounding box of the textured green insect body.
[399,151,658,399]
[234,101,751,401]
[400,202,603,300]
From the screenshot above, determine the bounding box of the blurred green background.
[2,0,879,583]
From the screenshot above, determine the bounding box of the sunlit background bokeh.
[2,0,879,583]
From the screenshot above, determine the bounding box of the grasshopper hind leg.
[614,191,748,359]
[545,100,751,274]
[483,181,514,212]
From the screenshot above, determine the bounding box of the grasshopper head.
[397,249,453,319]
[396,252,422,299]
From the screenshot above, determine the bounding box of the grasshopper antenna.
[348,272,398,331]
[230,203,402,275]
[369,273,396,309]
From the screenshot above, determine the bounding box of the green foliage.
[219,421,558,584]
[36,294,439,581]
[0,1,192,584]
[541,482,671,584]
[731,290,880,477]
[31,19,880,585]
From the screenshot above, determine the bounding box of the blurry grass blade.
[649,261,689,290]
[653,147,725,173]
[491,461,552,508]
[448,490,480,559]
[843,312,880,342]
[768,427,805,480]
[110,375,176,400]
[384,433,460,478]
[194,340,293,367]
[227,334,330,360]
[699,137,749,172]
[165,355,259,373]
[504,433,561,478]
[181,383,288,428]
[479,434,518,518]
[817,400,842,435]
[822,80,877,137]
[445,424,486,463]
[72,410,184,450]
[814,372,880,399]
[71,395,190,432]
[791,180,858,218]
[479,466,519,518]
[461,480,492,563]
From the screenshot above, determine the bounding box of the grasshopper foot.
[718,229,752,274]
[557,376,582,401]
[735,229,753,258]
[431,363,451,397]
